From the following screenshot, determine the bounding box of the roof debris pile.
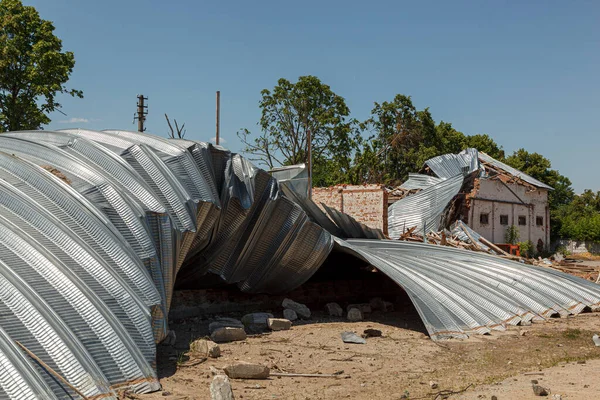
[0,130,596,399]
[387,148,553,240]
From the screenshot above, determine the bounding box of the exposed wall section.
[313,185,388,235]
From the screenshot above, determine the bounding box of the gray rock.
[282,298,311,319]
[210,374,234,400]
[210,327,247,343]
[209,318,244,334]
[593,334,600,346]
[347,308,363,321]
[532,384,549,396]
[363,329,382,338]
[190,339,221,358]
[283,308,298,321]
[241,312,274,333]
[346,303,372,314]
[326,302,343,317]
[267,318,292,331]
[369,297,385,311]
[552,395,562,400]
[224,363,270,379]
[341,331,366,344]
[521,320,532,326]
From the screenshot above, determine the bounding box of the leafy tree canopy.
[238,75,360,186]
[0,0,82,132]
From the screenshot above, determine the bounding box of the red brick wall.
[312,185,388,235]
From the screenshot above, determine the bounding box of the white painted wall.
[468,178,549,251]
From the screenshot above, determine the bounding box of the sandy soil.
[137,306,600,400]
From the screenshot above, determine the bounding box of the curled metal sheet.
[399,173,443,190]
[424,148,480,179]
[0,130,332,398]
[336,239,600,340]
[0,130,594,399]
[388,174,464,238]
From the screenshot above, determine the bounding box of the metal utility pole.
[307,129,312,199]
[216,91,220,145]
[136,94,148,132]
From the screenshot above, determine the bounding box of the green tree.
[238,75,360,186]
[361,94,439,185]
[0,0,82,132]
[463,134,505,160]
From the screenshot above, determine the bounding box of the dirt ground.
[138,305,600,400]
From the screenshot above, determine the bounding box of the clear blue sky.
[27,0,599,192]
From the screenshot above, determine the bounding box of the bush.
[518,240,534,258]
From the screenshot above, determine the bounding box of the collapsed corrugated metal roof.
[0,131,592,399]
[388,148,553,238]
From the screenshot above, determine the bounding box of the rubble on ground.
[282,298,311,319]
[268,318,292,331]
[210,375,234,400]
[211,327,247,343]
[224,363,270,379]
[347,308,363,321]
[341,331,366,344]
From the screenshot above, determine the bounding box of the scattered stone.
[347,308,363,321]
[283,308,298,321]
[209,366,221,376]
[593,334,600,347]
[211,327,247,343]
[577,360,586,364]
[326,302,343,317]
[191,339,220,357]
[224,363,270,379]
[210,374,234,400]
[532,384,549,396]
[369,297,385,311]
[190,339,221,358]
[520,330,528,336]
[267,318,292,331]
[341,331,366,344]
[383,301,395,312]
[160,330,177,346]
[429,381,438,389]
[552,395,562,400]
[531,380,538,384]
[363,329,382,338]
[282,298,311,319]
[209,318,244,334]
[346,303,372,314]
[241,312,274,333]
[491,396,498,400]
[521,320,532,326]
[162,391,172,396]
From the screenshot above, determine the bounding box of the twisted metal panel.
[0,130,594,400]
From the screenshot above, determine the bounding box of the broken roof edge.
[478,151,554,191]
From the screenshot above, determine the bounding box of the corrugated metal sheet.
[424,148,480,179]
[0,130,332,398]
[388,174,464,238]
[337,239,600,340]
[0,130,588,399]
[399,173,444,190]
